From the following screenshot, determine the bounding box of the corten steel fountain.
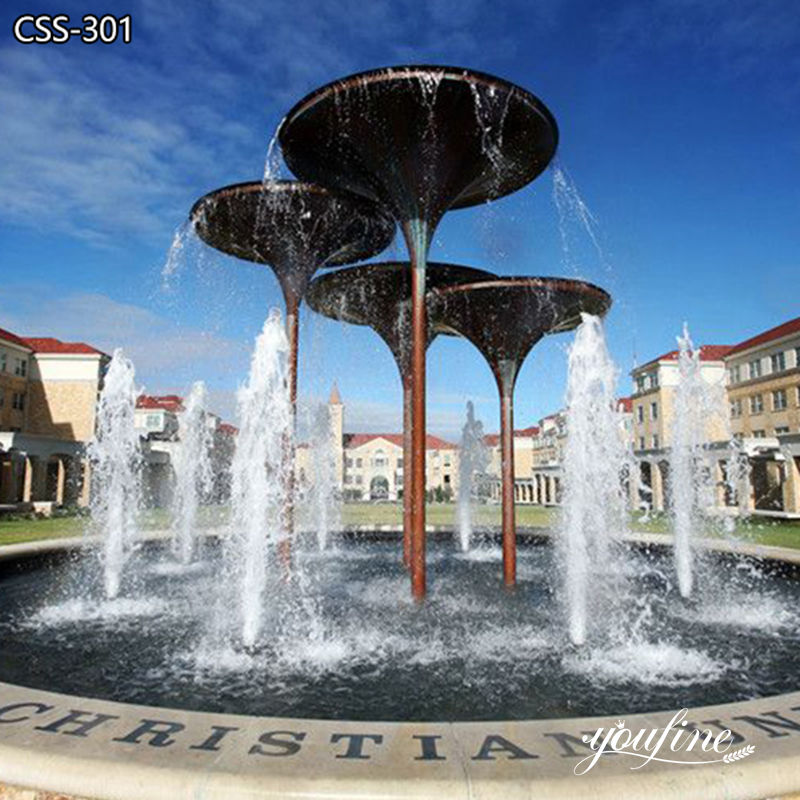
[3,66,800,800]
[279,66,558,598]
[306,261,495,568]
[431,278,612,585]
[190,180,394,550]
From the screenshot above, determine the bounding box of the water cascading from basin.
[457,401,489,552]
[559,314,632,645]
[228,310,291,647]
[171,381,214,565]
[669,324,728,598]
[87,349,141,600]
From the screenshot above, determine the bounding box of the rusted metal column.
[403,219,429,601]
[497,366,517,587]
[279,290,300,571]
[402,371,413,569]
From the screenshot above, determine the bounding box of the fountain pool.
[2,539,800,722]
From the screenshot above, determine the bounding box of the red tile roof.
[483,426,540,446]
[344,433,457,450]
[218,422,238,436]
[136,394,184,412]
[726,317,800,357]
[0,327,32,351]
[617,396,633,413]
[22,336,106,356]
[638,344,732,369]
[515,425,540,437]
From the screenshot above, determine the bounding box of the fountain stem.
[402,371,412,569]
[495,362,519,587]
[279,286,301,571]
[402,218,430,601]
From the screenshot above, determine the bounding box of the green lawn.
[340,502,554,529]
[628,510,800,549]
[1,502,799,550]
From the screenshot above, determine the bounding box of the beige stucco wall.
[729,372,800,437]
[632,360,728,452]
[25,380,99,442]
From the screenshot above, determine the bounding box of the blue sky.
[1,0,798,439]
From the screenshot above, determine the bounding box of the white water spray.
[669,325,727,598]
[88,350,141,599]
[308,403,341,551]
[228,310,291,647]
[551,163,607,276]
[457,401,489,552]
[559,315,631,644]
[171,381,214,564]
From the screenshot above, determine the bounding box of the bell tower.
[328,382,344,488]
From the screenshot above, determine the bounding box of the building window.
[775,426,789,435]
[650,402,658,421]
[355,475,363,485]
[637,405,644,423]
[636,376,646,393]
[650,372,659,388]
[729,365,742,384]
[356,458,363,468]
[730,398,742,418]
[373,450,388,467]
[345,457,353,468]
[652,434,659,449]
[795,347,800,369]
[773,389,788,411]
[771,351,786,373]
[12,392,25,411]
[0,387,4,407]
[444,474,451,485]
[397,458,403,469]
[345,475,353,484]
[13,358,27,377]
[753,430,766,438]
[750,394,763,414]
[0,352,6,372]
[443,454,451,466]
[638,436,645,450]
[749,359,762,379]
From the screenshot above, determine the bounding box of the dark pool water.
[1,539,798,721]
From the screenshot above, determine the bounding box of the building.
[297,386,460,502]
[135,394,234,507]
[340,432,458,501]
[0,328,109,511]
[630,344,732,512]
[626,316,800,518]
[724,317,800,514]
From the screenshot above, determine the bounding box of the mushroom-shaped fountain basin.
[190,180,394,548]
[190,180,396,301]
[431,276,611,585]
[306,261,496,369]
[307,261,496,568]
[279,67,558,599]
[431,277,612,382]
[278,65,558,225]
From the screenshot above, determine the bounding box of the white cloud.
[0,0,556,248]
[0,290,247,400]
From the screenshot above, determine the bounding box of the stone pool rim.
[1,534,800,800]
